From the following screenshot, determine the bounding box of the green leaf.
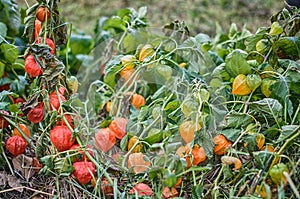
[103,17,126,31]
[276,125,299,143]
[54,157,74,176]
[244,28,267,52]
[138,106,149,121]
[0,0,20,36]
[142,64,174,85]
[244,133,257,151]
[270,76,293,117]
[0,62,4,77]
[0,90,16,100]
[156,64,173,80]
[8,104,18,113]
[149,167,163,180]
[163,173,177,188]
[195,33,212,51]
[103,55,123,88]
[229,23,238,38]
[70,34,94,55]
[10,76,27,96]
[250,98,283,118]
[0,22,7,43]
[278,59,300,94]
[144,129,163,145]
[225,112,252,129]
[164,100,180,112]
[117,8,131,18]
[120,134,129,151]
[197,130,214,158]
[40,155,55,170]
[246,74,262,91]
[192,185,204,199]
[0,43,18,63]
[123,30,149,53]
[221,129,241,142]
[287,70,300,95]
[225,49,252,77]
[274,37,300,60]
[99,118,112,128]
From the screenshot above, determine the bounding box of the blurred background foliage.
[18,0,283,35]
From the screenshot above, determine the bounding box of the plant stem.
[269,128,300,169]
[291,101,300,124]
[213,165,224,196]
[1,149,14,176]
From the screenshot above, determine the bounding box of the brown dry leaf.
[7,175,23,192]
[12,154,35,181]
[0,170,8,186]
[128,153,150,174]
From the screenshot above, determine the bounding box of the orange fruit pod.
[139,44,155,62]
[50,125,75,152]
[185,144,207,167]
[121,55,137,70]
[232,74,252,96]
[24,55,43,78]
[6,136,27,157]
[94,128,116,153]
[34,19,42,38]
[127,152,150,174]
[213,134,232,155]
[131,93,146,110]
[162,186,179,199]
[109,117,128,140]
[72,161,96,185]
[129,183,153,196]
[180,120,201,143]
[12,124,31,142]
[36,6,50,22]
[120,68,136,84]
[27,102,44,123]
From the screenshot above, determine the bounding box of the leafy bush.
[0,1,299,198]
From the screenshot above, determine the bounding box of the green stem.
[192,170,197,186]
[1,148,14,176]
[243,91,253,114]
[232,130,246,148]
[269,127,300,169]
[213,165,224,195]
[55,176,60,198]
[291,101,300,124]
